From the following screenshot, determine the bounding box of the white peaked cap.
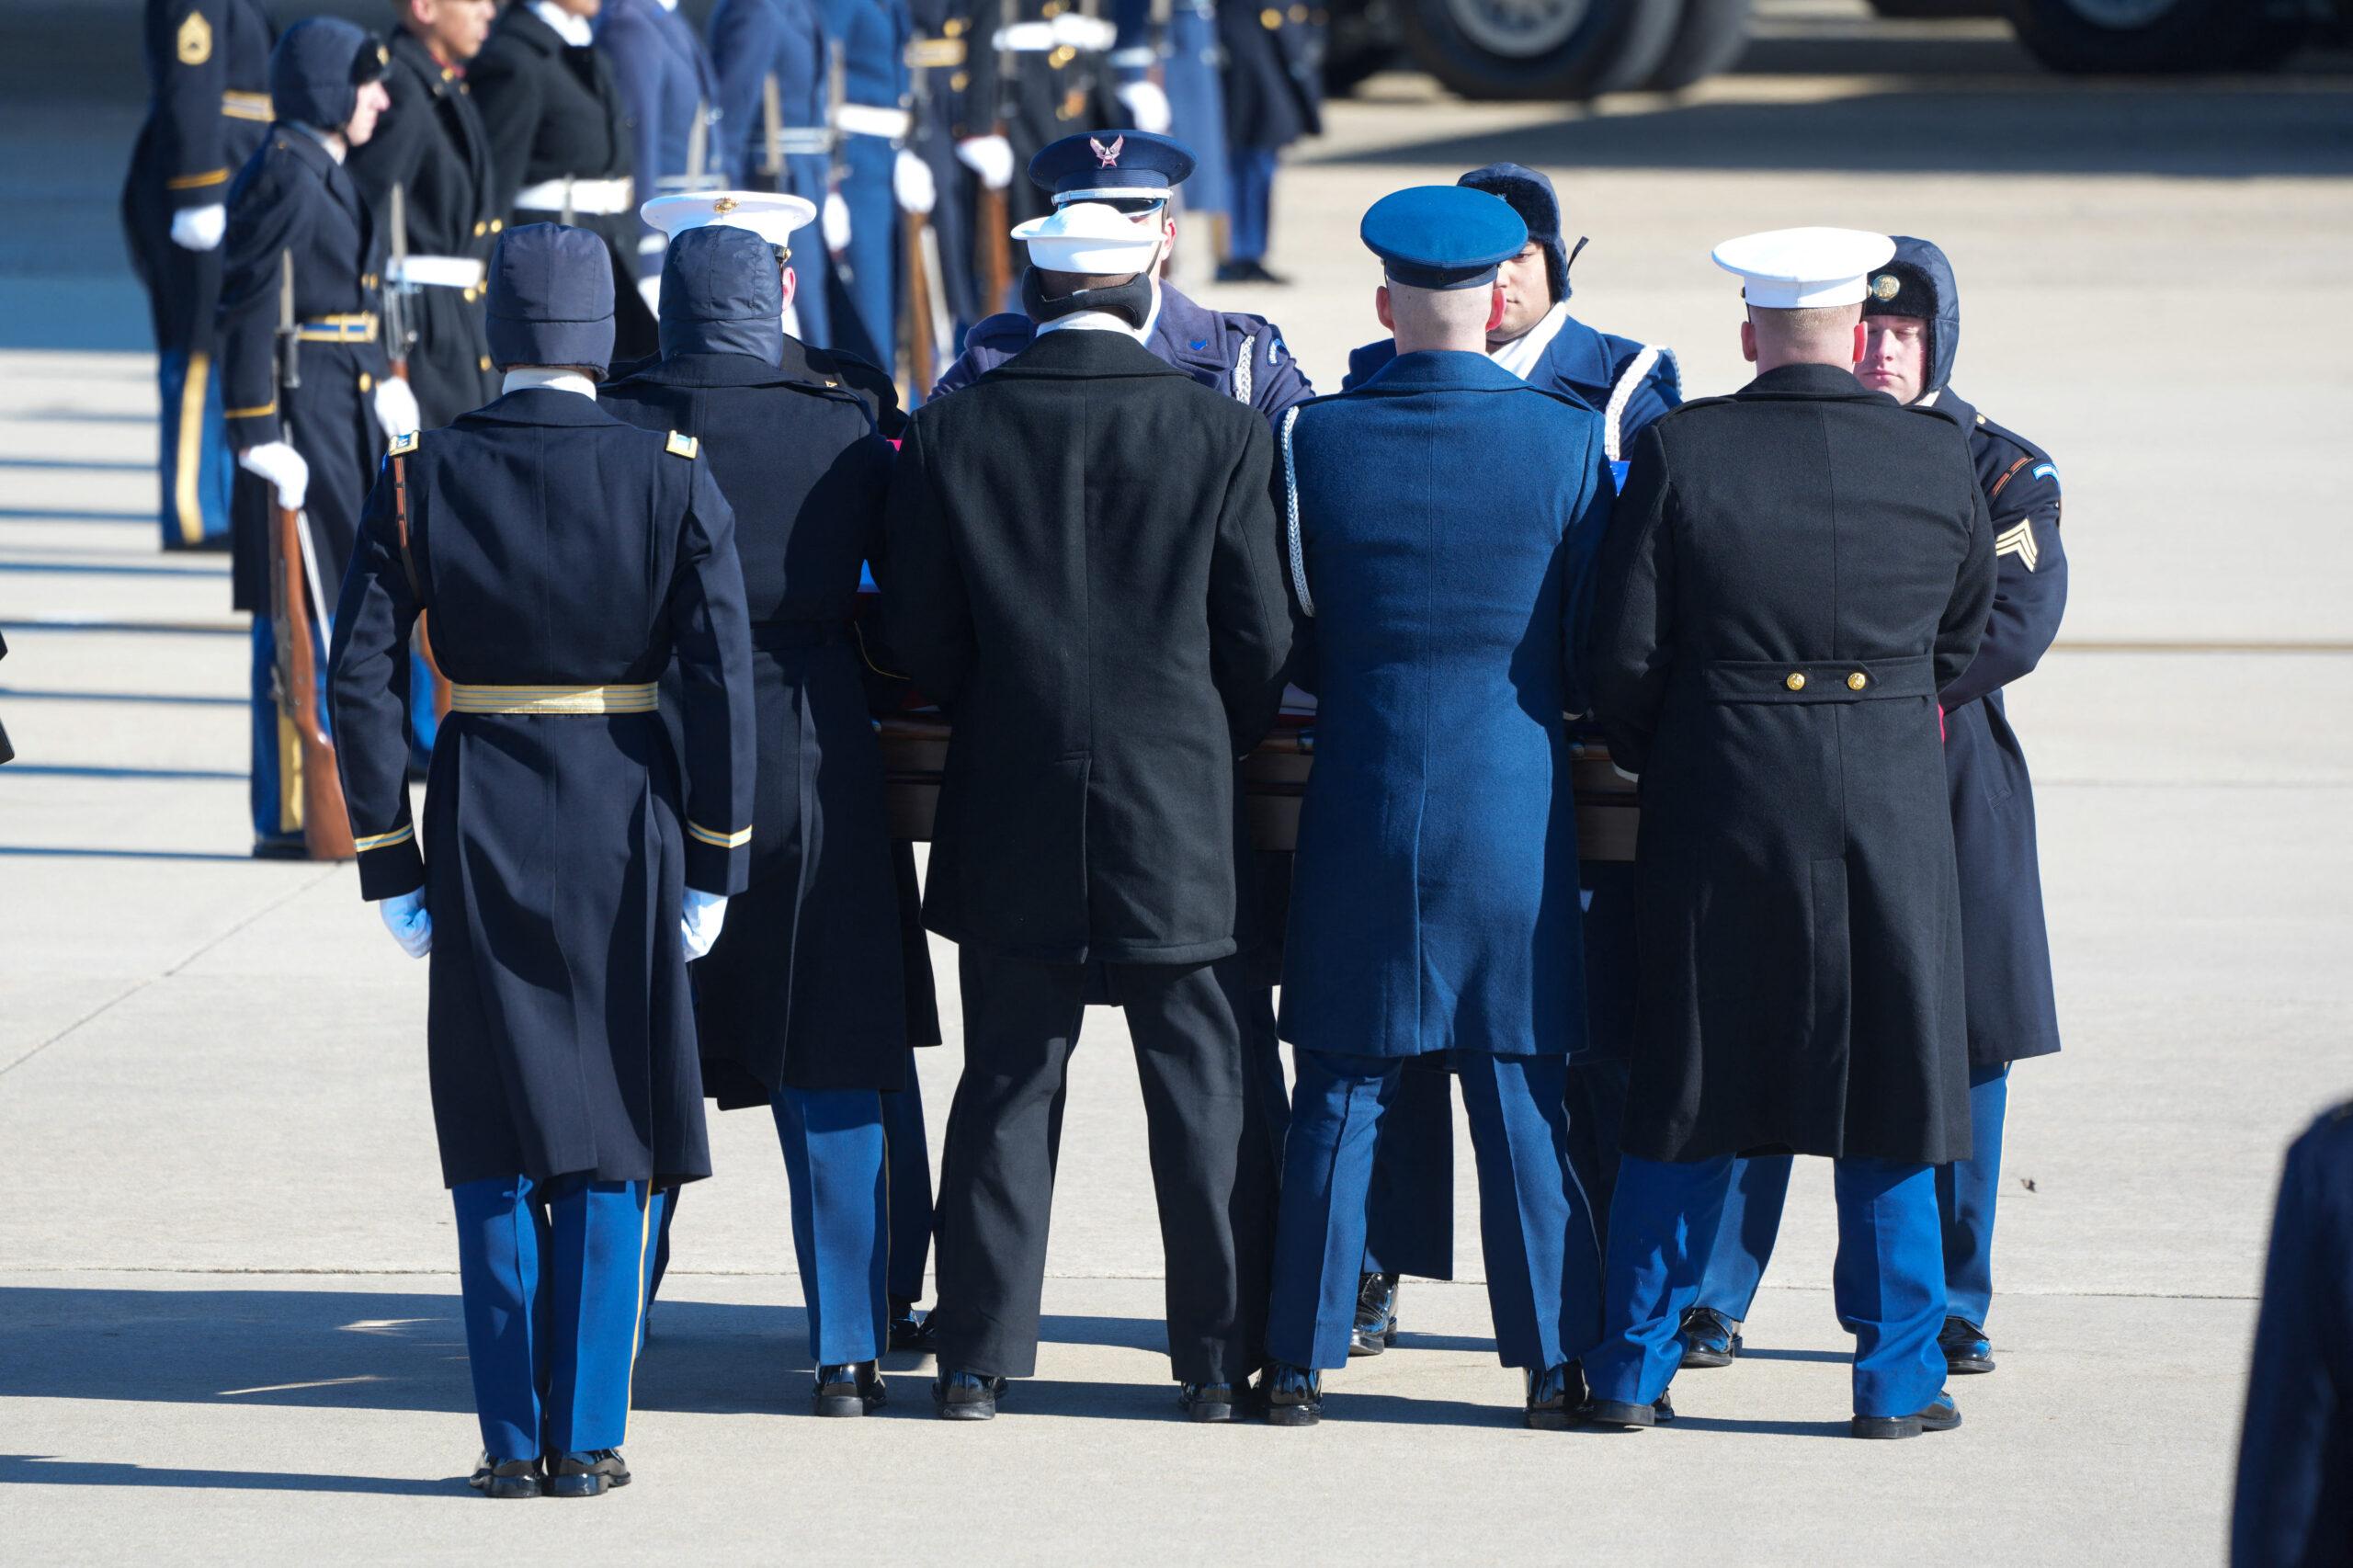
[1711,227,1898,309]
[640,190,818,247]
[1010,201,1163,274]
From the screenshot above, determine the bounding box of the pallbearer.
[606,196,908,1415]
[123,0,275,551]
[1260,187,1613,1429]
[326,223,756,1496]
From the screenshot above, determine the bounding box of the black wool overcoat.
[882,327,1292,965]
[1588,362,1995,1166]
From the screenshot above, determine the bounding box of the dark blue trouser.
[771,1085,890,1366]
[156,347,233,550]
[1693,1062,2012,1331]
[450,1173,657,1461]
[1225,147,1278,263]
[1589,1153,1948,1417]
[881,1043,933,1303]
[836,132,897,361]
[1267,1049,1601,1372]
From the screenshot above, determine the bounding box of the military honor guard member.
[124,0,275,551]
[604,197,910,1413]
[347,0,502,428]
[472,0,659,362]
[1343,159,1683,1355]
[903,0,1014,358]
[326,222,756,1496]
[1260,187,1615,1430]
[1212,0,1319,284]
[1675,237,2069,1381]
[1109,0,1230,261]
[815,0,925,362]
[707,0,844,347]
[986,0,1122,241]
[2232,1099,2353,1568]
[218,18,419,856]
[597,0,724,313]
[884,195,1292,1422]
[1582,227,1995,1438]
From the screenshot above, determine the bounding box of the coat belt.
[513,176,636,215]
[1695,654,1935,704]
[390,255,486,289]
[447,682,660,715]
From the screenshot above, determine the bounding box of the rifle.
[826,40,853,287]
[759,72,785,186]
[975,0,1017,310]
[382,180,415,381]
[901,51,954,392]
[271,250,358,860]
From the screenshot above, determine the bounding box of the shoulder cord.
[1602,345,1672,464]
[1280,404,1311,618]
[1233,333,1256,409]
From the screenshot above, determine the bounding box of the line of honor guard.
[143,0,2126,1494]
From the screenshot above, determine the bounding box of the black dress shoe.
[1677,1305,1741,1369]
[1939,1316,1995,1374]
[1851,1391,1961,1439]
[545,1449,630,1497]
[1179,1381,1242,1422]
[815,1361,888,1417]
[468,1452,541,1499]
[251,835,310,860]
[1264,1363,1322,1426]
[1214,258,1289,286]
[888,1298,936,1354]
[1524,1361,1586,1430]
[1584,1389,1675,1430]
[934,1369,1006,1421]
[1349,1271,1400,1357]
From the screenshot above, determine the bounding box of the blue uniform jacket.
[2234,1100,2353,1568]
[1938,389,2066,1066]
[598,0,724,279]
[934,280,1313,423]
[1276,350,1614,1060]
[1345,309,1679,465]
[708,0,831,192]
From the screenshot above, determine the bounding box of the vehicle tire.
[1400,0,1653,100]
[1324,0,1405,96]
[1585,0,1688,93]
[2005,0,2310,73]
[1644,0,1754,89]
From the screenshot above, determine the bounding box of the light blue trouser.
[1695,1063,2012,1331]
[771,1085,890,1366]
[155,347,233,550]
[1589,1153,1948,1418]
[450,1174,657,1461]
[835,131,897,359]
[1267,1050,1601,1371]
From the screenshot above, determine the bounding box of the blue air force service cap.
[269,17,388,132]
[485,223,616,373]
[1028,129,1196,208]
[1360,186,1529,291]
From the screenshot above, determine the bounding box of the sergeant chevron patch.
[1996,518,2040,571]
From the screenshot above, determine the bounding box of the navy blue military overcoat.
[326,388,757,1190]
[1277,350,1614,1059]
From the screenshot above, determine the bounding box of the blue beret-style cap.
[1360,186,1529,291]
[268,17,388,132]
[486,223,616,373]
[1459,162,1567,301]
[1028,129,1197,204]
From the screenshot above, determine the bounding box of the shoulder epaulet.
[665,431,699,459]
[1971,411,2052,464]
[388,430,420,456]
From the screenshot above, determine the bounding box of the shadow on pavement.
[0,1454,465,1497]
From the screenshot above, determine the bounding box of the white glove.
[170,203,227,252]
[893,148,937,215]
[1115,79,1173,135]
[638,272,664,317]
[380,889,432,959]
[823,191,852,254]
[237,440,310,510]
[372,376,422,442]
[955,134,1015,191]
[681,888,729,962]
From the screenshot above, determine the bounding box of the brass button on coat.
[358,372,373,392]
[1784,671,1807,691]
[473,221,486,236]
[1847,671,1868,691]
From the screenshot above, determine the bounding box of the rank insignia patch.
[177,9,212,64]
[665,431,699,459]
[1995,518,2040,572]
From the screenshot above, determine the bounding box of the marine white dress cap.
[1009,200,1164,274]
[1711,227,1898,309]
[639,190,819,247]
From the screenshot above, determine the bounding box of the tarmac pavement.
[3,5,2349,1562]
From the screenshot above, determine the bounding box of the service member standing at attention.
[1674,237,2069,1381]
[124,0,275,551]
[471,0,659,361]
[885,196,1292,1423]
[1582,228,1995,1439]
[1343,159,1681,1355]
[817,0,923,362]
[217,18,415,857]
[1261,187,1613,1430]
[605,197,906,1416]
[347,0,502,427]
[327,222,756,1497]
[1212,0,1318,284]
[706,0,842,347]
[596,0,724,315]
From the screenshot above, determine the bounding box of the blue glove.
[381,889,432,959]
